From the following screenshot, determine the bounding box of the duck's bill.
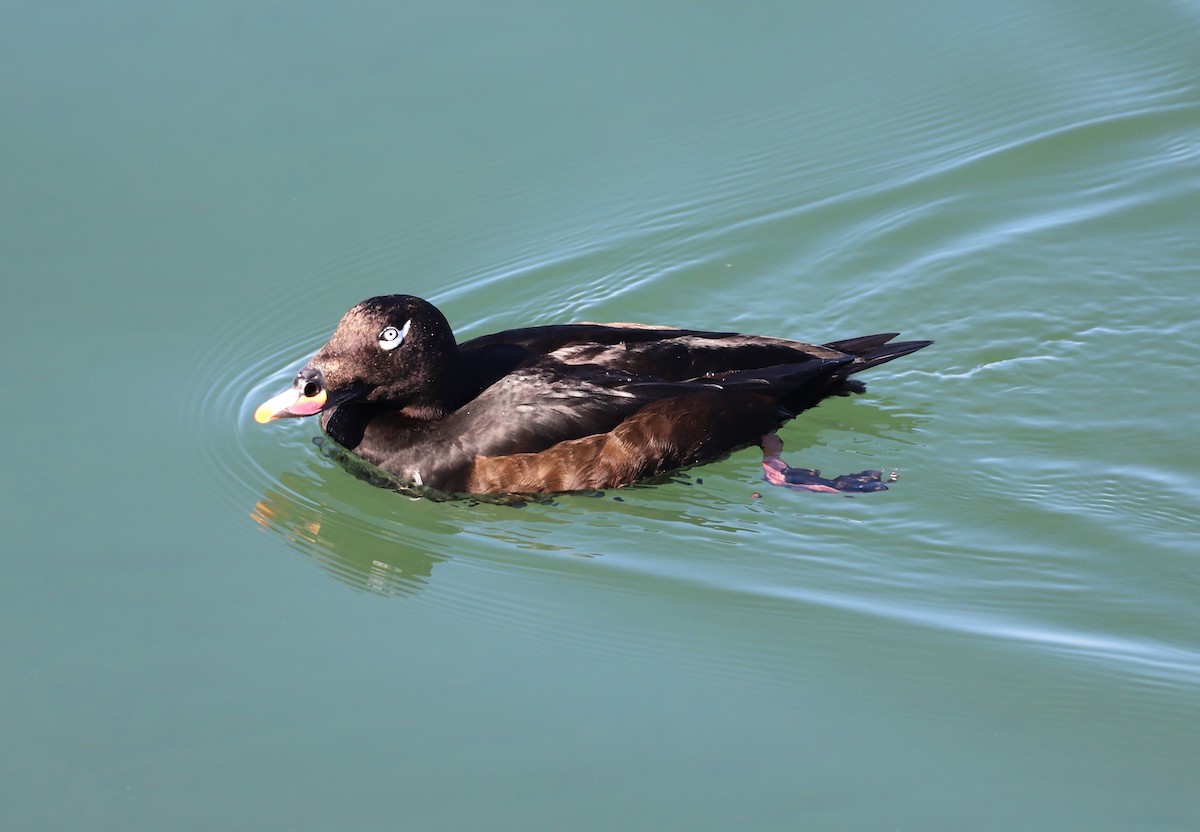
[254,386,328,423]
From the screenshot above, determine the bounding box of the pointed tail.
[823,333,933,374]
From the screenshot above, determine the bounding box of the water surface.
[3,1,1199,830]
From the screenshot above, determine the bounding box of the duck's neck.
[408,345,470,419]
[320,400,427,456]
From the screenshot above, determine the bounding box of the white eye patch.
[378,320,410,351]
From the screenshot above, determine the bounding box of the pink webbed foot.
[759,433,897,493]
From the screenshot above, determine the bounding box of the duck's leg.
[759,433,897,493]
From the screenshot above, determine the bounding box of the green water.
[4,2,1199,829]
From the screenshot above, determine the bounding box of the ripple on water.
[182,21,1200,701]
[188,189,1199,698]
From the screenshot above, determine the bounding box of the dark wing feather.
[442,364,658,456]
[371,354,857,493]
[451,356,853,460]
[461,324,850,389]
[368,364,667,491]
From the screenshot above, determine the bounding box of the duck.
[255,294,930,495]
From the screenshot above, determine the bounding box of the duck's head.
[254,294,461,424]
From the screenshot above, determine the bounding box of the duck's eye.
[378,320,410,351]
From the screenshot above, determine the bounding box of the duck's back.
[458,322,851,392]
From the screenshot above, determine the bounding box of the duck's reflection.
[251,468,451,597]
